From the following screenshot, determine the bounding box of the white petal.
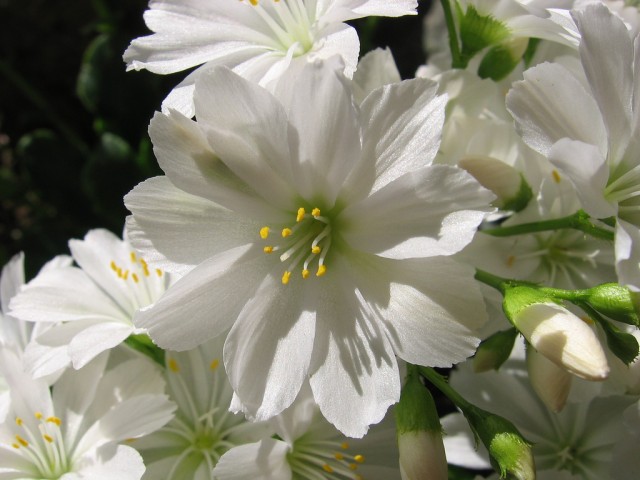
[68,322,133,370]
[342,77,447,202]
[193,67,297,210]
[72,444,145,480]
[352,47,401,105]
[271,57,361,207]
[441,413,491,469]
[341,165,494,258]
[0,252,24,313]
[548,139,615,218]
[9,266,127,323]
[615,220,640,291]
[573,4,634,162]
[526,346,572,413]
[125,176,261,274]
[507,62,607,157]
[321,0,417,22]
[0,445,38,478]
[135,244,269,351]
[309,259,400,438]
[212,439,292,480]
[357,256,486,366]
[308,23,360,78]
[146,111,283,220]
[225,270,315,421]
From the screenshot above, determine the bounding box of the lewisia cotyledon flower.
[0,348,175,480]
[125,60,495,437]
[134,336,269,480]
[123,0,417,116]
[8,229,174,378]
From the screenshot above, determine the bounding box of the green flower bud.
[473,328,518,373]
[583,283,640,326]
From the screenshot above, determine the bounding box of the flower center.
[109,251,168,309]
[11,413,71,479]
[288,438,366,480]
[260,207,333,285]
[240,0,315,55]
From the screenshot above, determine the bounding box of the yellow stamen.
[322,464,334,473]
[354,454,365,463]
[47,417,62,426]
[15,435,28,447]
[506,255,515,267]
[311,245,321,254]
[302,269,310,279]
[132,273,139,283]
[110,261,117,271]
[316,264,327,277]
[282,271,291,285]
[12,443,19,449]
[282,228,293,238]
[349,464,358,471]
[552,170,561,183]
[264,246,274,254]
[43,434,54,443]
[168,358,180,373]
[140,258,148,268]
[250,0,258,5]
[296,207,306,222]
[156,268,163,277]
[143,266,150,277]
[210,359,220,370]
[15,418,23,426]
[260,226,270,239]
[311,207,321,217]
[123,270,129,280]
[35,412,43,420]
[130,252,137,263]
[341,442,349,450]
[334,453,344,460]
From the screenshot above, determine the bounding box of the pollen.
[322,464,334,473]
[296,207,306,222]
[47,416,62,426]
[132,273,140,283]
[35,412,43,420]
[110,261,117,271]
[334,453,344,460]
[15,435,28,447]
[311,245,321,254]
[354,454,365,463]
[316,264,327,277]
[552,170,561,183]
[264,246,274,254]
[15,417,23,426]
[341,442,349,450]
[282,271,292,285]
[349,463,358,471]
[260,226,270,239]
[282,228,293,238]
[130,252,137,263]
[302,269,310,279]
[156,268,163,277]
[210,359,220,370]
[43,434,54,443]
[506,255,515,267]
[311,208,321,217]
[168,358,180,373]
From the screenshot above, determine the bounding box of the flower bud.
[464,406,535,480]
[526,346,572,412]
[459,156,532,212]
[473,328,518,373]
[504,287,609,381]
[583,283,640,326]
[396,368,447,480]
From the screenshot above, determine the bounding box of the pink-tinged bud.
[526,346,572,412]
[398,431,448,480]
[516,302,609,381]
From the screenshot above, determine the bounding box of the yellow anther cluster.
[168,358,180,373]
[110,252,164,284]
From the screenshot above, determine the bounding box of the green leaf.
[598,318,639,365]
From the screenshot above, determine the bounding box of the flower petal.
[212,439,292,480]
[309,258,399,438]
[341,165,494,258]
[0,252,24,314]
[125,176,261,274]
[441,413,491,469]
[225,269,315,421]
[72,444,145,480]
[615,220,640,291]
[68,322,134,370]
[134,244,269,351]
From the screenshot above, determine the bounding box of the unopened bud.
[473,328,518,373]
[504,287,609,381]
[526,346,572,412]
[583,283,640,326]
[478,37,529,81]
[459,156,532,212]
[396,368,447,480]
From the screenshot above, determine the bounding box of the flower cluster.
[4,0,640,479]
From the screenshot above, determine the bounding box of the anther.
[130,252,137,262]
[354,454,365,463]
[210,359,220,370]
[260,226,270,239]
[341,442,349,450]
[282,271,292,285]
[264,246,274,254]
[316,264,327,277]
[282,228,293,238]
[47,417,62,426]
[322,464,334,473]
[132,273,139,283]
[296,207,306,222]
[43,434,54,443]
[15,435,28,447]
[552,170,561,183]
[168,358,180,373]
[35,412,43,420]
[311,245,321,254]
[312,208,321,217]
[334,453,344,460]
[302,269,310,279]
[15,418,23,426]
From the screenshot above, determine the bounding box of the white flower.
[134,336,268,480]
[442,360,637,479]
[212,385,400,480]
[8,229,174,377]
[0,348,175,479]
[507,4,640,289]
[124,61,495,437]
[123,0,416,116]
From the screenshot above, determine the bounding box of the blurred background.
[0,0,432,275]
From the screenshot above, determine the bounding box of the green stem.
[474,268,511,294]
[0,60,89,155]
[419,366,472,411]
[481,210,614,241]
[440,0,464,68]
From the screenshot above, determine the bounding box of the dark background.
[0,0,435,276]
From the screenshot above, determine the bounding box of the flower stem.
[440,0,464,68]
[419,366,472,411]
[481,210,614,241]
